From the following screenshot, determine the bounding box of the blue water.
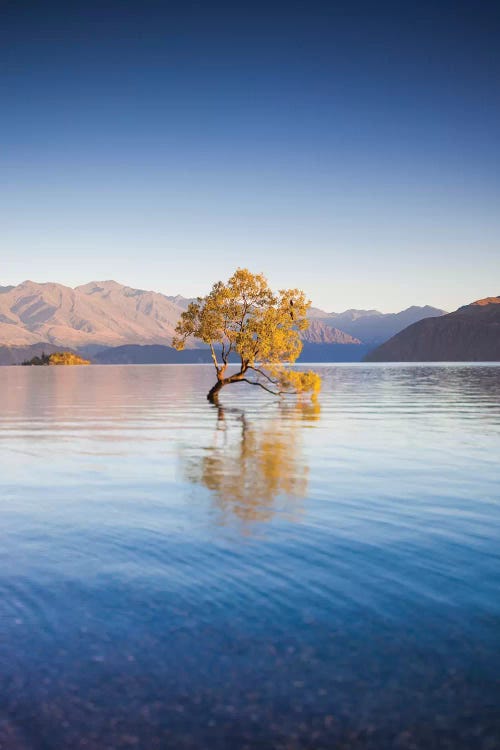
[1,364,499,749]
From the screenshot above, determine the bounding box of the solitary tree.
[172,268,321,402]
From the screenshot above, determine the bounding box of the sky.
[1,0,499,312]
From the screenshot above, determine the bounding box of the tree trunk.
[207,380,225,403]
[207,369,247,403]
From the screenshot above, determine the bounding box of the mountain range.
[0,280,184,349]
[0,280,444,343]
[0,279,449,364]
[366,296,500,362]
[309,305,447,344]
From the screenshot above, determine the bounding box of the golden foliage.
[172,268,321,400]
[272,367,322,398]
[22,351,90,366]
[48,352,91,366]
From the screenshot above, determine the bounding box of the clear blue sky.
[2,0,499,312]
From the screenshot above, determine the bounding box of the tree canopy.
[172,268,321,402]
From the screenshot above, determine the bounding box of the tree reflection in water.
[182,401,320,527]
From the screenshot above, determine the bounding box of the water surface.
[1,364,499,749]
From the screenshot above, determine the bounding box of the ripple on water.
[0,364,500,748]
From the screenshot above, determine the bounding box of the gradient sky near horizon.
[2,0,499,312]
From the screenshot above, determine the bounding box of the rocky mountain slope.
[366,297,500,361]
[300,320,360,345]
[0,280,359,351]
[0,280,191,348]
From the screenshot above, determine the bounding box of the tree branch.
[209,342,221,373]
[248,365,280,386]
[230,377,294,396]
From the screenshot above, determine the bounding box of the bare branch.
[230,377,295,397]
[248,365,280,386]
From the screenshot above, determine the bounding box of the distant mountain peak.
[301,319,360,345]
[309,304,447,345]
[469,296,500,307]
[399,304,442,314]
[76,279,127,293]
[341,308,382,317]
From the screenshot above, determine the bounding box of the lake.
[1,364,499,749]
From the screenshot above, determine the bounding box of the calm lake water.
[1,364,499,749]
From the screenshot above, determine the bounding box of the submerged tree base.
[207,381,224,403]
[206,366,321,404]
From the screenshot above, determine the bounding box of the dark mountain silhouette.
[93,342,372,365]
[93,345,215,365]
[0,342,76,366]
[366,297,500,361]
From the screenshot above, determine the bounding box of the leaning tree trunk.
[207,372,247,403]
[207,380,225,403]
